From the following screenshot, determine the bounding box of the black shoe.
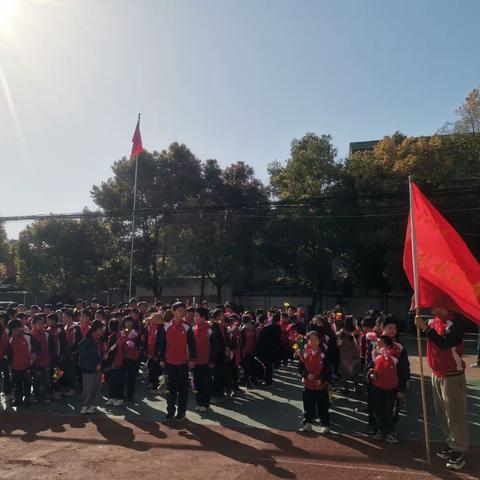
[436,446,453,460]
[165,412,175,421]
[174,412,186,421]
[446,452,466,471]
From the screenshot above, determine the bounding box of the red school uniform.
[108,331,126,369]
[163,321,195,365]
[230,325,242,367]
[9,332,39,371]
[122,329,140,361]
[147,323,159,359]
[31,328,51,368]
[371,348,398,390]
[194,322,212,366]
[241,325,257,356]
[80,322,90,339]
[302,348,328,391]
[426,316,465,377]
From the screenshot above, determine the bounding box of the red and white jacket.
[300,348,328,391]
[425,316,465,378]
[241,324,257,356]
[371,347,398,390]
[31,328,52,368]
[158,321,196,365]
[8,332,41,370]
[193,323,212,366]
[147,323,159,359]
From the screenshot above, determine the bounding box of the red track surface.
[0,412,478,480]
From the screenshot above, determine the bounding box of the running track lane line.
[273,458,478,480]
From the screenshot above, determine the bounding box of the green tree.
[179,160,268,303]
[266,133,343,310]
[344,120,480,294]
[269,133,339,200]
[91,143,204,297]
[16,217,127,298]
[0,223,11,283]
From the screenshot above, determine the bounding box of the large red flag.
[403,181,480,324]
[131,117,143,157]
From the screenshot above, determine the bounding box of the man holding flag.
[404,179,480,471]
[415,309,468,470]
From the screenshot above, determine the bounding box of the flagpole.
[128,113,140,300]
[409,175,431,465]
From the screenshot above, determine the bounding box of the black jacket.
[209,322,234,363]
[257,323,281,360]
[78,336,102,373]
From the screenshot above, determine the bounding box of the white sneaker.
[86,405,97,414]
[113,399,124,406]
[105,398,115,406]
[385,434,399,444]
[470,362,480,368]
[198,406,208,413]
[194,405,202,412]
[299,423,313,432]
[319,426,331,434]
[80,406,88,414]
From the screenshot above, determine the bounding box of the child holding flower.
[296,330,331,433]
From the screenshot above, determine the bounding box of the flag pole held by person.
[405,175,432,465]
[128,114,143,299]
[403,177,480,470]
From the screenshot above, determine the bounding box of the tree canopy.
[11,86,480,306]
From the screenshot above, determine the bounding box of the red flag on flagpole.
[403,181,480,324]
[131,115,143,157]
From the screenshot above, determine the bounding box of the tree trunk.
[200,273,206,302]
[157,244,167,297]
[151,219,161,298]
[311,289,322,315]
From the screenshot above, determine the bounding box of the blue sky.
[1,0,479,238]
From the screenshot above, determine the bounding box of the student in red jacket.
[0,313,13,407]
[193,307,214,412]
[105,318,126,406]
[17,312,31,333]
[31,314,54,403]
[7,319,41,407]
[157,302,196,421]
[122,315,142,402]
[416,309,468,471]
[368,335,398,444]
[296,330,330,433]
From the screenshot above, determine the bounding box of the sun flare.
[0,0,19,29]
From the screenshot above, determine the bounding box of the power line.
[1,186,477,223]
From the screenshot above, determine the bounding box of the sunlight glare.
[0,0,19,30]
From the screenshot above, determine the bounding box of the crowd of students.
[0,298,470,470]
